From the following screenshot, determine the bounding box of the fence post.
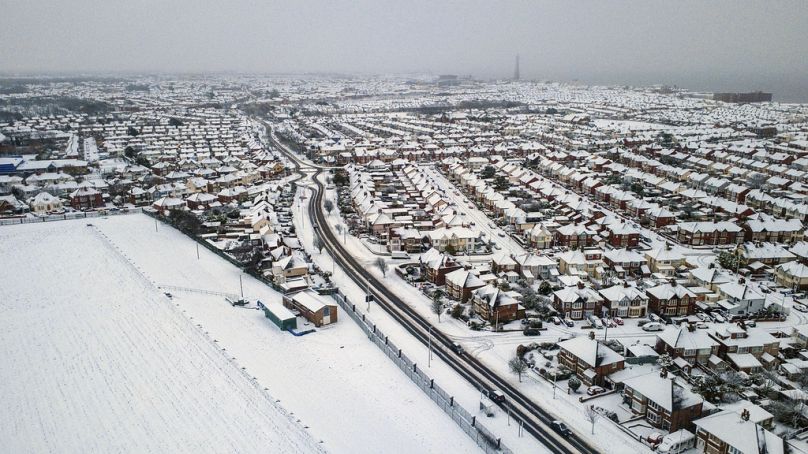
[398,348,401,358]
[450,396,454,406]
[471,416,476,427]
[413,363,417,373]
[430,379,434,389]
[385,336,388,345]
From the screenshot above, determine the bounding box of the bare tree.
[375,257,388,277]
[508,354,528,382]
[432,289,443,322]
[324,199,335,215]
[584,405,599,434]
[313,236,325,254]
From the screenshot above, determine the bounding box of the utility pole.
[196,242,200,260]
[154,217,158,232]
[239,274,244,299]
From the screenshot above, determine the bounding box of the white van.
[391,251,410,260]
[642,322,665,332]
[656,429,695,453]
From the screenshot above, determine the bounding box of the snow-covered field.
[0,221,322,454]
[85,214,480,454]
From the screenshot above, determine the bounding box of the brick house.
[444,269,485,303]
[623,371,703,432]
[646,282,696,316]
[471,285,525,323]
[655,324,719,365]
[557,336,624,387]
[69,187,103,210]
[283,290,338,327]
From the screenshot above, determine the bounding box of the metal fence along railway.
[330,290,511,454]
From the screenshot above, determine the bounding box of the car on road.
[489,389,506,404]
[468,203,474,209]
[745,320,757,327]
[642,322,665,332]
[696,322,708,329]
[450,342,464,354]
[497,232,506,237]
[489,222,496,228]
[551,420,572,437]
[612,317,624,326]
[587,386,606,396]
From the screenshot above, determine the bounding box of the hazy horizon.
[2,0,807,101]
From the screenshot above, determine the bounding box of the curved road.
[264,121,598,454]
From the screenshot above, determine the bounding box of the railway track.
[265,123,599,454]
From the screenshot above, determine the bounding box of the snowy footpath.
[0,221,323,454]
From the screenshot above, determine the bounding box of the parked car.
[649,313,664,323]
[602,317,616,328]
[612,317,624,326]
[712,314,727,323]
[552,316,562,325]
[587,385,606,396]
[745,320,757,327]
[551,420,572,437]
[794,303,808,313]
[696,312,711,322]
[642,322,665,332]
[523,328,541,336]
[564,319,574,328]
[696,322,708,329]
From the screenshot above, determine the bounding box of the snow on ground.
[297,181,555,454]
[89,213,480,454]
[307,174,650,453]
[0,221,322,454]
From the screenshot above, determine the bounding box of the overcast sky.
[2,0,807,99]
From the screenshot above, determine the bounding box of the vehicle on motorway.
[450,342,464,354]
[642,322,665,332]
[612,317,624,326]
[489,389,506,404]
[586,385,606,396]
[551,420,572,437]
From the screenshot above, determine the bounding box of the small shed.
[257,300,297,331]
[283,290,338,327]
